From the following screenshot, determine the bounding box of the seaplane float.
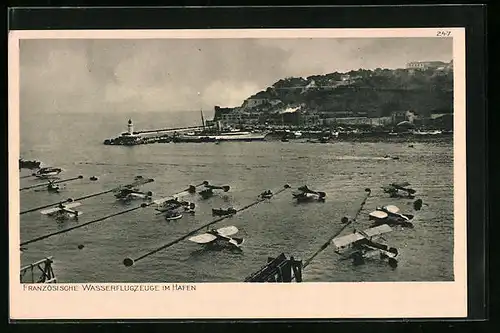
[198,183,230,200]
[113,176,155,202]
[382,182,416,199]
[212,207,237,216]
[292,185,326,203]
[155,198,196,221]
[40,202,83,220]
[189,226,244,250]
[32,167,63,179]
[332,224,399,268]
[369,205,415,228]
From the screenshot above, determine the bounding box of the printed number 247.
[437,31,451,37]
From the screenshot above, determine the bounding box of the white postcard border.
[9,28,467,320]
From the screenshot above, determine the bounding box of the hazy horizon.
[19,37,452,115]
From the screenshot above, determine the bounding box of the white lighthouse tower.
[127,119,134,135]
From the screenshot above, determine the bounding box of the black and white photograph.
[9,27,468,319]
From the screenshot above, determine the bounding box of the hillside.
[216,67,453,120]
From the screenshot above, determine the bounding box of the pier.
[20,257,57,283]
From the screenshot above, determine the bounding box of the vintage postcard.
[9,28,466,320]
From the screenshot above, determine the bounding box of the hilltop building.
[406,60,453,71]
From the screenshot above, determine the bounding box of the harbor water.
[19,111,454,283]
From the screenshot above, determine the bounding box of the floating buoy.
[90,176,98,181]
[78,244,84,250]
[123,258,134,267]
[341,216,350,224]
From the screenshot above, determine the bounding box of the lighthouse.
[127,119,134,135]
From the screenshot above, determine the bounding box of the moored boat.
[33,167,63,179]
[212,207,237,216]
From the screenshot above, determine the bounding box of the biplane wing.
[217,226,239,237]
[369,210,389,220]
[383,205,400,214]
[362,224,393,237]
[332,233,365,249]
[188,233,218,244]
[41,202,82,215]
[332,224,393,249]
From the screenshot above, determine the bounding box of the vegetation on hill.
[235,68,453,119]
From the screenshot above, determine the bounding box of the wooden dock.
[244,253,302,282]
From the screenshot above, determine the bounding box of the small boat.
[292,185,326,203]
[33,167,63,179]
[165,210,183,221]
[212,207,237,216]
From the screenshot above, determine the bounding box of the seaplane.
[188,226,244,250]
[156,198,196,215]
[114,188,153,202]
[198,183,231,200]
[113,176,155,202]
[40,202,83,220]
[292,185,326,203]
[212,207,237,216]
[332,224,399,268]
[382,182,416,199]
[369,205,415,228]
[32,167,63,179]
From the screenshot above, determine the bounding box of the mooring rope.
[123,184,291,267]
[20,182,208,246]
[20,175,84,191]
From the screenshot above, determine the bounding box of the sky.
[19,37,452,114]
